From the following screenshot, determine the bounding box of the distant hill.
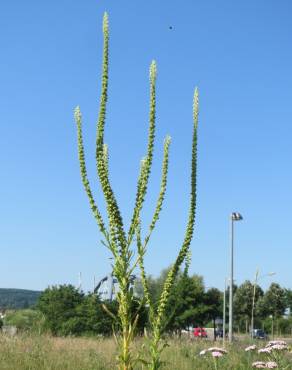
[0,288,42,309]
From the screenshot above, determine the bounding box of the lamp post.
[251,269,275,338]
[229,212,243,343]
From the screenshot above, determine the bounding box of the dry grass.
[0,333,291,369]
[0,334,115,369]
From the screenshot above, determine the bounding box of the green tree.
[147,268,173,305]
[37,285,83,335]
[258,283,286,319]
[159,273,206,333]
[204,288,222,340]
[37,285,147,337]
[0,288,41,309]
[61,294,119,336]
[262,283,286,317]
[144,268,206,333]
[233,280,263,332]
[256,283,286,336]
[285,289,292,313]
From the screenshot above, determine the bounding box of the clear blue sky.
[1,0,291,292]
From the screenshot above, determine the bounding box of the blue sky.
[1,0,291,292]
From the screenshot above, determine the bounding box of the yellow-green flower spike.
[150,60,157,83]
[74,13,199,370]
[103,12,109,34]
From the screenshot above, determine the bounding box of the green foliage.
[36,285,148,338]
[261,315,292,335]
[258,283,286,319]
[204,288,222,320]
[37,285,84,335]
[234,280,263,330]
[74,12,198,370]
[285,288,292,312]
[164,273,207,332]
[204,288,222,339]
[75,294,118,336]
[0,288,41,309]
[144,269,222,336]
[276,316,292,335]
[4,309,45,333]
[146,268,175,305]
[57,295,119,337]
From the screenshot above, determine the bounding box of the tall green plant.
[136,90,198,369]
[74,12,199,370]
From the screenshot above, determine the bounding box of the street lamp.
[229,212,243,343]
[251,269,276,338]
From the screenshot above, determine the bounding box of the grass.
[0,334,115,370]
[0,333,291,369]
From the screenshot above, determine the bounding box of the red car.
[193,327,207,338]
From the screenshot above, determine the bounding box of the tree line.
[0,288,41,309]
[233,280,292,335]
[2,269,291,337]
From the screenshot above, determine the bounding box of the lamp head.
[231,212,243,221]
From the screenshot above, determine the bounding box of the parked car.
[215,328,224,338]
[193,327,207,338]
[251,329,268,340]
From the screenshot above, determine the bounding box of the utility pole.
[229,212,243,343]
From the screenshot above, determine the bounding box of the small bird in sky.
[169,26,173,30]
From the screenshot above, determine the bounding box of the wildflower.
[266,362,278,369]
[199,347,227,358]
[252,361,267,368]
[252,360,279,368]
[269,344,288,351]
[245,345,257,352]
[267,340,287,347]
[207,347,228,354]
[258,348,272,354]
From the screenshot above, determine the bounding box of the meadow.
[0,334,291,370]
